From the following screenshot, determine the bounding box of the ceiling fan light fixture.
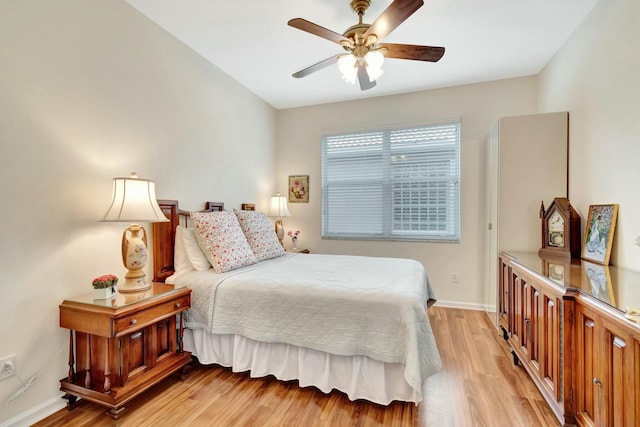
[337,53,358,84]
[364,49,384,81]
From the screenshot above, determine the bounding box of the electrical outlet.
[450,272,459,283]
[0,354,17,381]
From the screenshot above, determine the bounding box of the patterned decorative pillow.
[191,211,257,273]
[234,209,285,261]
[182,226,211,271]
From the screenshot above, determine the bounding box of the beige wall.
[276,77,538,309]
[539,0,640,271]
[0,1,276,423]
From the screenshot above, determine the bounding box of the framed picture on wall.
[581,204,618,265]
[288,175,309,203]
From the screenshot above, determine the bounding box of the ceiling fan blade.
[381,43,445,62]
[288,18,352,45]
[363,0,424,42]
[292,55,340,78]
[357,63,376,91]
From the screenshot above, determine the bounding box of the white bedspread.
[168,253,442,397]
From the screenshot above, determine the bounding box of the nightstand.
[59,282,192,419]
[289,248,310,254]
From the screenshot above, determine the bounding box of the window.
[321,120,460,241]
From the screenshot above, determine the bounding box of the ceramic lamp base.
[275,218,285,247]
[119,224,152,293]
[118,277,151,293]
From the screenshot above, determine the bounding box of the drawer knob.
[175,303,181,309]
[130,319,137,325]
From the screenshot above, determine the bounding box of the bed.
[151,200,442,405]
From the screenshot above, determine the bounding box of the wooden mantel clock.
[538,197,581,259]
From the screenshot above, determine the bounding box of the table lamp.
[102,172,169,292]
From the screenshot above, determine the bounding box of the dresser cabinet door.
[154,316,177,362]
[538,289,561,403]
[120,328,148,383]
[575,302,599,425]
[512,275,526,350]
[599,317,638,426]
[574,300,640,427]
[527,282,541,375]
[498,260,511,332]
[521,275,562,408]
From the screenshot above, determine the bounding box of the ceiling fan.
[288,0,445,91]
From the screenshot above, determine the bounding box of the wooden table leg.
[62,393,78,410]
[67,330,76,382]
[107,406,126,420]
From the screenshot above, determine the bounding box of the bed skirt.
[183,329,421,405]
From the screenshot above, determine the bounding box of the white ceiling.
[126,0,599,110]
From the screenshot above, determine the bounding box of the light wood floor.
[34,308,558,427]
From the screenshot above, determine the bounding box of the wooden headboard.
[152,200,224,282]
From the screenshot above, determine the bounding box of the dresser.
[59,282,192,419]
[499,251,640,426]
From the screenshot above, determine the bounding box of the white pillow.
[174,225,194,272]
[234,209,285,261]
[182,226,211,271]
[191,211,257,273]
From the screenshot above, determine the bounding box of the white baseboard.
[484,304,496,313]
[433,300,488,311]
[0,395,66,427]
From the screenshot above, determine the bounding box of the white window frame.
[321,120,461,242]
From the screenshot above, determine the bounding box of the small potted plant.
[92,274,118,299]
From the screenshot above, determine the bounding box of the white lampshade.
[102,173,168,223]
[365,50,384,81]
[337,53,358,84]
[101,173,168,293]
[268,193,291,218]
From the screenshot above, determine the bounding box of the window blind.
[321,120,460,241]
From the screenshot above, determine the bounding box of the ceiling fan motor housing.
[343,24,369,47]
[350,0,372,15]
[344,0,373,49]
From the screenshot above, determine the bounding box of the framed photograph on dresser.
[581,204,618,265]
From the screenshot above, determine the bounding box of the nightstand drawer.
[114,294,190,336]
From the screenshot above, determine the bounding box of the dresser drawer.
[114,294,190,336]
